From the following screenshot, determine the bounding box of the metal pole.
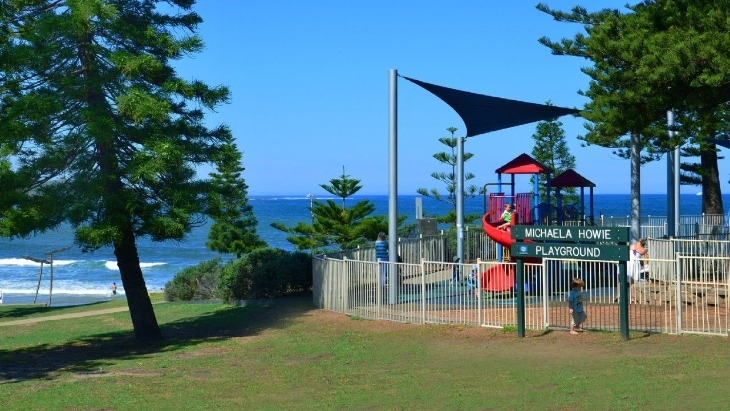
[667,110,676,237]
[674,148,681,237]
[456,135,465,269]
[388,69,398,304]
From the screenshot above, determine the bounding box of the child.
[568,278,586,335]
[466,265,478,298]
[497,203,513,231]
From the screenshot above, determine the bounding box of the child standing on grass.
[568,278,586,335]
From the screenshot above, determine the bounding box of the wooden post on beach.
[23,256,51,304]
[46,247,72,307]
[22,246,71,307]
[34,262,44,304]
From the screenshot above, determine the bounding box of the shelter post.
[456,135,465,269]
[388,69,398,304]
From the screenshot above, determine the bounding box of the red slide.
[481,214,540,292]
[482,265,516,292]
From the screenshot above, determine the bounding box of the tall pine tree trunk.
[77,29,162,341]
[114,226,162,342]
[701,148,724,215]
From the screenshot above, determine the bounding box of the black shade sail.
[403,76,580,137]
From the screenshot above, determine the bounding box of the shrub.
[216,248,312,303]
[286,251,313,293]
[216,257,250,303]
[164,258,222,301]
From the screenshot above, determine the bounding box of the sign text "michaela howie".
[511,226,630,243]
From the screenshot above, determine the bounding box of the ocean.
[0,193,721,306]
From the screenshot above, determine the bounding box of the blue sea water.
[0,193,722,306]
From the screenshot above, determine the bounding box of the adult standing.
[375,232,389,286]
[627,238,648,302]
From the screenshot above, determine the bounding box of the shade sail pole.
[388,69,398,304]
[456,135,465,269]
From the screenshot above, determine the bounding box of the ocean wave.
[0,258,80,267]
[104,261,167,270]
[0,288,123,296]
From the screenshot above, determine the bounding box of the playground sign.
[509,225,632,341]
[511,226,630,243]
[511,242,628,261]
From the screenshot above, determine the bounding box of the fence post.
[542,259,549,328]
[420,258,426,324]
[342,257,349,312]
[516,257,525,338]
[477,259,483,326]
[419,233,423,262]
[676,252,683,334]
[465,226,470,263]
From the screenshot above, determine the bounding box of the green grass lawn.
[1,296,728,411]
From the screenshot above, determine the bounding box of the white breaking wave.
[104,261,166,270]
[0,288,123,296]
[0,258,79,267]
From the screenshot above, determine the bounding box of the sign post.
[515,257,525,337]
[510,226,630,340]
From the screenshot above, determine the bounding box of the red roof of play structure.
[495,153,552,175]
[550,168,595,188]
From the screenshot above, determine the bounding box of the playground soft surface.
[1,296,729,411]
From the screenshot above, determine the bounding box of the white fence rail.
[314,236,729,337]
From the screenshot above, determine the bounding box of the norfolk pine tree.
[207,140,265,258]
[530,106,578,213]
[0,1,233,341]
[417,127,481,226]
[271,167,406,252]
[537,2,730,214]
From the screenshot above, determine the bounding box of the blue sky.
[175,1,728,196]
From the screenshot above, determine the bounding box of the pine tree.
[207,140,265,258]
[417,127,481,226]
[537,1,730,214]
[0,0,232,341]
[530,105,578,217]
[271,167,405,252]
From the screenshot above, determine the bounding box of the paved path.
[0,307,130,327]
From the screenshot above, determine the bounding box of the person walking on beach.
[375,232,389,286]
[568,278,586,335]
[110,282,117,296]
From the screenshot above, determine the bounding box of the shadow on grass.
[0,297,313,383]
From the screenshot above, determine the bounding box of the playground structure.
[311,72,728,338]
[480,154,601,295]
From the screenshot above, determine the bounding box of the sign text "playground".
[511,226,630,243]
[511,243,629,261]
